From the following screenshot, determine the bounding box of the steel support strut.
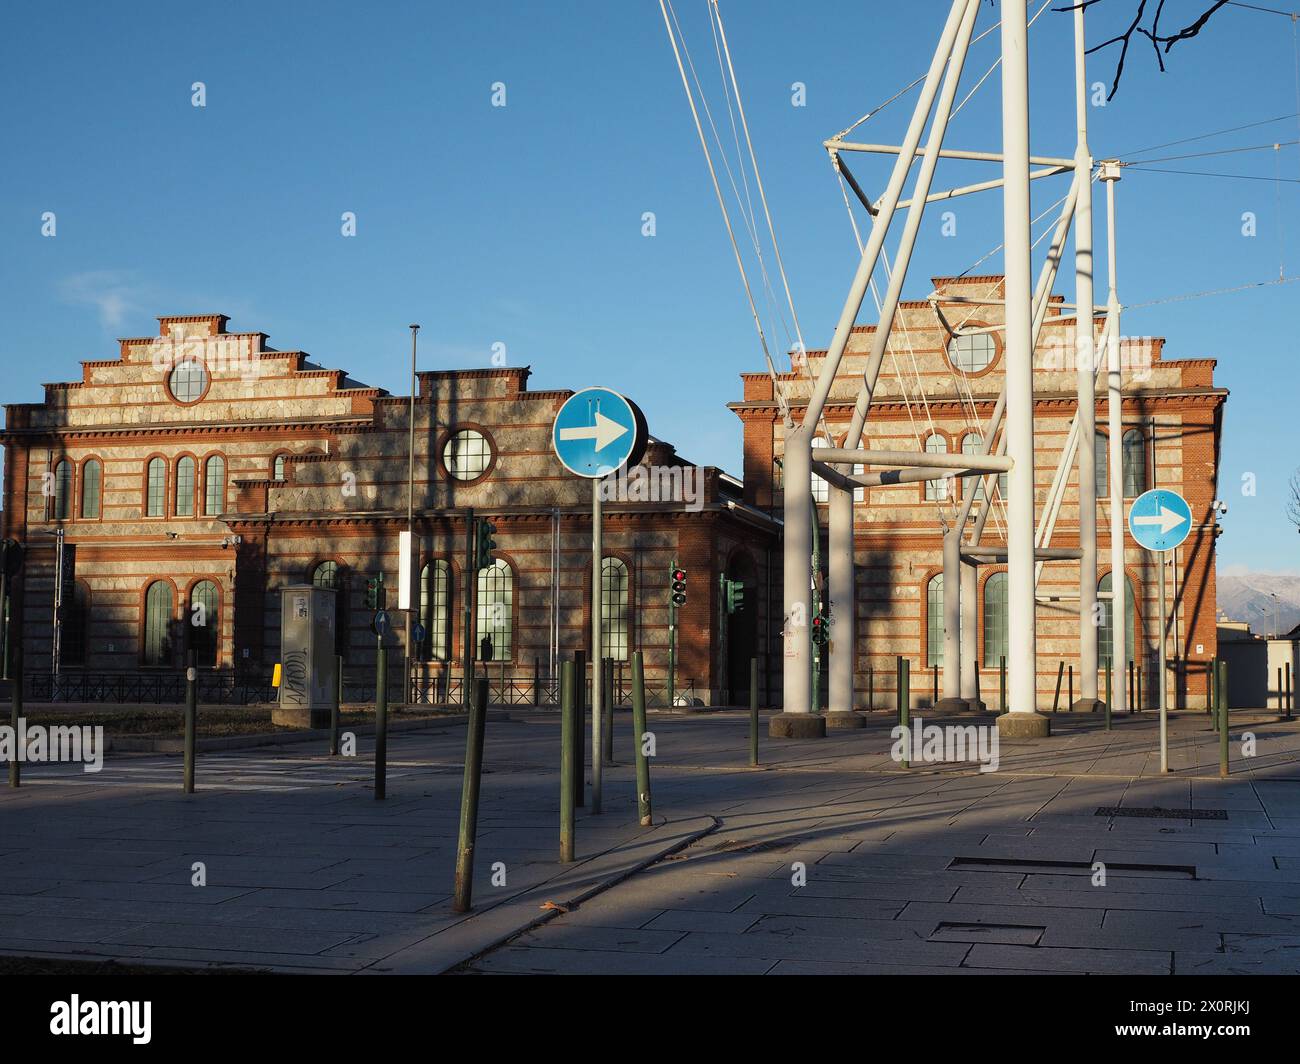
[997,0,1049,737]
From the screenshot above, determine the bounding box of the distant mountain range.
[1218,569,1300,637]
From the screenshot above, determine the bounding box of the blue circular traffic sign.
[412,621,426,643]
[552,387,647,478]
[1127,488,1192,552]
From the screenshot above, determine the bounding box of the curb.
[361,814,721,975]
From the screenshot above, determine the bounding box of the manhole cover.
[1095,806,1227,821]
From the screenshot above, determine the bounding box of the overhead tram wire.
[663,0,833,445]
[657,0,793,428]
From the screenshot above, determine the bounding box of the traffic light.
[475,518,498,571]
[670,566,687,607]
[724,578,746,615]
[365,574,385,610]
[811,610,829,646]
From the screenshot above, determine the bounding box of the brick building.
[0,315,778,705]
[730,275,1226,711]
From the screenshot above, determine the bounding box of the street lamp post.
[405,324,419,706]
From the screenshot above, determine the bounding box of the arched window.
[189,581,219,667]
[52,460,73,520]
[80,459,102,519]
[1098,571,1138,667]
[926,573,944,667]
[962,434,986,503]
[1094,433,1109,498]
[420,560,451,661]
[175,456,195,517]
[476,559,512,661]
[600,557,630,661]
[273,454,287,481]
[143,581,174,666]
[63,583,89,666]
[925,435,949,501]
[810,437,829,503]
[145,457,166,517]
[982,572,1008,667]
[204,455,225,515]
[311,562,349,660]
[1122,429,1147,497]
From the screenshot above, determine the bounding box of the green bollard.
[9,641,21,788]
[560,661,576,863]
[183,650,197,793]
[1052,661,1064,714]
[602,657,615,767]
[1136,665,1143,714]
[330,654,342,756]
[1129,660,1136,715]
[374,641,388,801]
[898,657,910,769]
[1066,664,1073,712]
[631,651,652,827]
[1104,663,1112,732]
[1000,656,1007,715]
[1286,662,1293,722]
[867,665,874,711]
[572,652,584,808]
[749,657,759,768]
[453,677,489,911]
[1218,658,1229,779]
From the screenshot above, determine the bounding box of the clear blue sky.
[2,0,1297,574]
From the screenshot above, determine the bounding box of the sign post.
[552,387,647,815]
[1127,488,1192,773]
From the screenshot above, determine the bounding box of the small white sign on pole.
[397,530,414,611]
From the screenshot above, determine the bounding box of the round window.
[946,333,996,374]
[168,360,209,403]
[444,429,492,481]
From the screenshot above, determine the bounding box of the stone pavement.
[2,707,1299,974]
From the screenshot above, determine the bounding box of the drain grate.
[1096,806,1227,821]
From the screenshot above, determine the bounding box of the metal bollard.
[898,657,910,769]
[184,650,197,794]
[1129,660,1136,715]
[374,642,388,801]
[867,665,874,712]
[1136,664,1143,714]
[631,651,652,827]
[560,661,576,863]
[749,657,759,768]
[603,657,615,767]
[1067,664,1073,712]
[572,652,584,808]
[932,663,939,706]
[1052,661,1064,714]
[1000,656,1007,715]
[1104,663,1112,732]
[330,654,342,756]
[1287,662,1293,722]
[453,678,489,911]
[1218,659,1230,779]
[8,642,20,788]
[534,656,541,709]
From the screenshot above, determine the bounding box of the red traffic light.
[672,568,686,583]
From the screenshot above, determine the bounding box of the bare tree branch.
[1288,469,1300,533]
[1053,0,1229,100]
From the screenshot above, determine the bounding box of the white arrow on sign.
[559,410,628,452]
[1133,506,1187,535]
